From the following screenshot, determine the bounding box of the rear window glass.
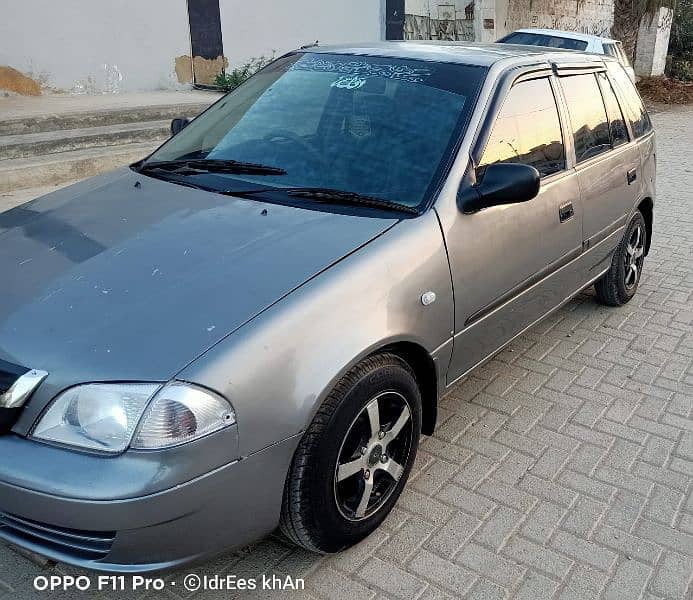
[560,73,611,162]
[498,32,588,51]
[609,65,652,138]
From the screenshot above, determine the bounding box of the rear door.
[555,68,641,272]
[444,72,583,383]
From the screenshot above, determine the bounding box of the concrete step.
[0,103,210,136]
[0,120,171,160]
[0,142,156,192]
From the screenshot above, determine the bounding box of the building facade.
[0,0,672,96]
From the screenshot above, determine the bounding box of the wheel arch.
[637,197,653,256]
[373,341,438,436]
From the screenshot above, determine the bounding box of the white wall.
[0,0,191,93]
[219,0,385,69]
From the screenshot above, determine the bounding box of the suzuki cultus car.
[0,41,654,571]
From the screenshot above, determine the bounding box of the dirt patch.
[637,76,693,105]
[0,66,41,96]
[175,55,227,86]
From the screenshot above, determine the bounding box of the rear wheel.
[595,211,647,306]
[280,353,421,553]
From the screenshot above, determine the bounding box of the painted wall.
[219,0,386,69]
[0,0,191,93]
[505,0,613,37]
[0,0,385,94]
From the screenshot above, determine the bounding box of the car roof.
[302,41,612,69]
[510,28,618,44]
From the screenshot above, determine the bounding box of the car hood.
[0,169,397,386]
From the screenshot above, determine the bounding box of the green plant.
[214,53,275,91]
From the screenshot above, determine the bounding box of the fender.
[178,211,454,457]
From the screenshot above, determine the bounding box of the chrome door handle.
[559,202,574,223]
[627,168,637,185]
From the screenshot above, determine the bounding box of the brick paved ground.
[1,106,692,600]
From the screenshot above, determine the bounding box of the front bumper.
[0,433,300,572]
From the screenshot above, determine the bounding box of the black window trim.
[595,70,631,148]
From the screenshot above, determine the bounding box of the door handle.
[559,202,574,223]
[627,168,637,185]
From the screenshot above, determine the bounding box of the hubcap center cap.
[368,444,383,467]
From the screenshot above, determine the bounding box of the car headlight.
[32,381,235,453]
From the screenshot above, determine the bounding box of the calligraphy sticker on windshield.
[331,75,367,90]
[291,57,433,84]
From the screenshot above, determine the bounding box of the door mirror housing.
[170,117,190,136]
[458,162,540,213]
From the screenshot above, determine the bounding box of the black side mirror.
[170,117,190,136]
[458,162,540,213]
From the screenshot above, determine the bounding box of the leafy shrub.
[214,54,275,91]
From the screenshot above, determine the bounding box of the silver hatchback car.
[0,42,655,572]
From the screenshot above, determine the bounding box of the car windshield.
[498,32,588,51]
[144,52,486,210]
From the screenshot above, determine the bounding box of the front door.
[444,74,583,383]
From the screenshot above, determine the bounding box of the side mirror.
[459,163,540,213]
[170,117,190,136]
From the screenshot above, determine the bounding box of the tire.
[595,210,647,307]
[280,353,422,553]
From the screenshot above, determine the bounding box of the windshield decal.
[291,57,433,84]
[331,75,367,90]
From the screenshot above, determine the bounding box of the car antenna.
[300,40,319,49]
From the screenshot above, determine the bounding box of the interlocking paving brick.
[593,526,662,565]
[408,549,476,595]
[521,501,567,544]
[558,564,610,600]
[473,505,525,551]
[512,571,560,600]
[550,531,618,572]
[454,542,525,587]
[358,557,425,600]
[649,551,693,599]
[424,512,482,559]
[561,496,608,538]
[503,536,573,578]
[603,558,653,600]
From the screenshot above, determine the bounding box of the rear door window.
[559,73,612,162]
[479,77,565,177]
[597,72,629,147]
[609,65,652,138]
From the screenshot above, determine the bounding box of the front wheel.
[595,210,647,306]
[280,353,422,553]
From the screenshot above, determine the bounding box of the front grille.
[0,512,115,560]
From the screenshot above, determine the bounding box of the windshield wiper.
[227,186,418,215]
[139,159,287,176]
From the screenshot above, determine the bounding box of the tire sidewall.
[305,359,422,552]
[613,211,647,303]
